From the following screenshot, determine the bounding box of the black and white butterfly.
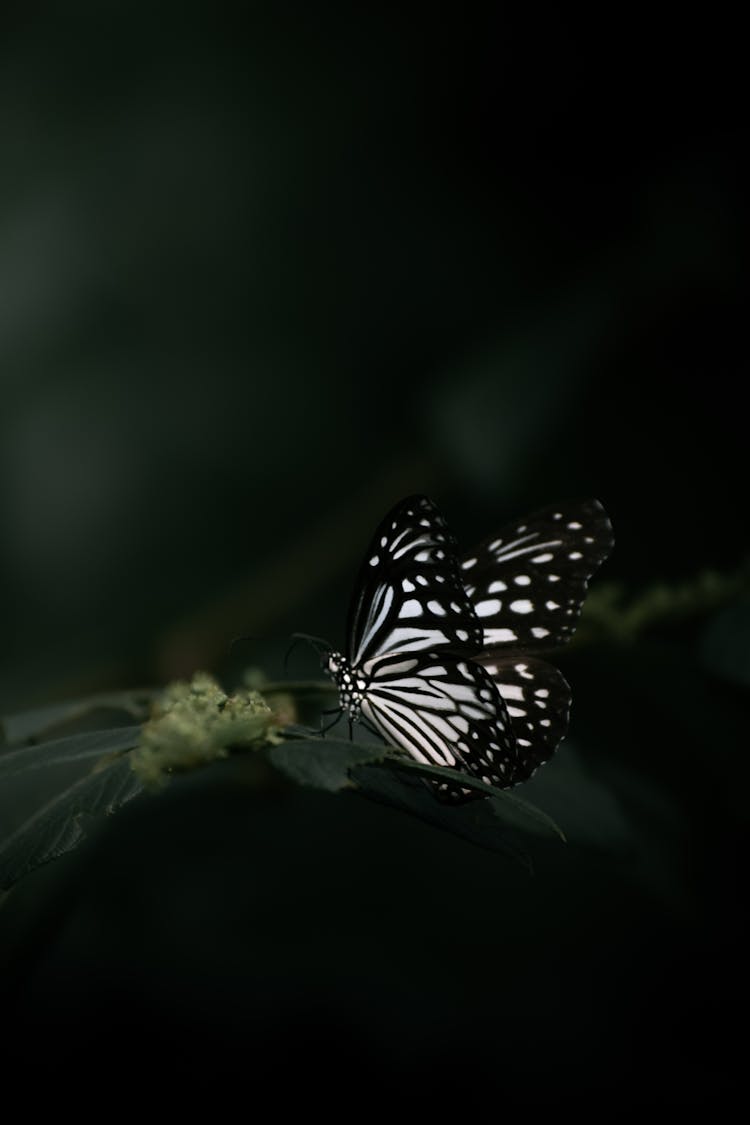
[322,495,613,802]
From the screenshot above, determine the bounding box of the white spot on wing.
[449,714,470,733]
[399,599,423,618]
[438,680,480,702]
[402,578,415,593]
[393,534,430,560]
[488,580,507,593]
[369,556,379,566]
[531,627,550,639]
[421,712,461,742]
[390,528,412,552]
[510,599,533,614]
[475,598,502,618]
[498,684,524,701]
[386,627,451,651]
[462,557,477,570]
[376,658,419,676]
[427,600,446,615]
[532,552,554,564]
[485,627,517,643]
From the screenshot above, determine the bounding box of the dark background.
[1,9,746,1104]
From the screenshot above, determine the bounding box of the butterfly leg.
[319,708,343,737]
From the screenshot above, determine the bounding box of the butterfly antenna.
[284,632,333,673]
[283,637,301,673]
[229,634,258,659]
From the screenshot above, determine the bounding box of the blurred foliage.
[1,556,744,894]
[0,754,142,897]
[0,689,154,746]
[0,725,141,781]
[576,567,748,645]
[0,673,568,891]
[0,8,745,1102]
[130,672,272,786]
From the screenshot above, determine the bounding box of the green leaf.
[0,757,144,892]
[351,765,536,870]
[0,727,142,779]
[520,744,634,850]
[1,691,155,747]
[267,739,388,791]
[270,736,563,867]
[379,756,565,840]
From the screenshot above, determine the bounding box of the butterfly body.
[322,494,613,802]
[325,652,367,720]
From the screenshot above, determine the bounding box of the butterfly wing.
[337,494,611,802]
[347,495,482,667]
[360,650,517,802]
[461,498,613,650]
[476,655,571,783]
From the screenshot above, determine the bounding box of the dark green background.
[1,9,745,1104]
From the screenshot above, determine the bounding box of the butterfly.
[322,495,613,802]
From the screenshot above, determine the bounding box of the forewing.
[476,654,571,783]
[360,651,517,803]
[461,498,613,650]
[347,495,481,666]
